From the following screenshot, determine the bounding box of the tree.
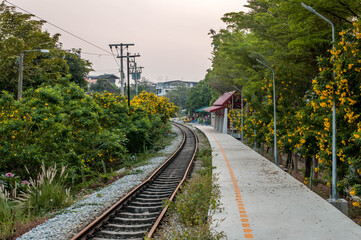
[0,3,92,96]
[164,85,190,110]
[207,0,361,194]
[137,77,156,93]
[186,80,212,113]
[89,79,120,94]
[64,49,92,89]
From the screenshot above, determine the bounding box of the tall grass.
[0,163,74,239]
[0,184,23,239]
[18,163,72,215]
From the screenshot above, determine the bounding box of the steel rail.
[147,122,198,238]
[71,122,197,240]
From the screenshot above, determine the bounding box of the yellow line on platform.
[209,132,254,239]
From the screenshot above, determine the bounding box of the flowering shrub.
[0,172,29,198]
[131,91,179,123]
[306,20,361,194]
[0,81,176,183]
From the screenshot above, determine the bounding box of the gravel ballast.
[17,125,183,240]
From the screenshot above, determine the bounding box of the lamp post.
[301,3,337,201]
[256,59,277,165]
[233,85,245,142]
[234,76,255,144]
[18,49,50,100]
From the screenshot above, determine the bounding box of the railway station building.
[204,91,243,134]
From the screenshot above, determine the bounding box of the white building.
[155,80,198,96]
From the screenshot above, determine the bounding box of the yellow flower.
[353,201,360,207]
[350,190,356,196]
[327,182,331,187]
[314,167,319,173]
[354,133,360,139]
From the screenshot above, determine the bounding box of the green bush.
[0,80,173,183]
[0,80,130,182]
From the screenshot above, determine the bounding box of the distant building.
[155,80,198,96]
[86,74,120,87]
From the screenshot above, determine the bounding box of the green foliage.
[0,3,92,96]
[208,0,361,198]
[0,197,23,240]
[89,79,120,94]
[172,174,215,226]
[186,80,213,113]
[64,49,92,89]
[0,80,125,181]
[0,81,175,186]
[165,85,190,110]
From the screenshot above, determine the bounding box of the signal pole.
[109,43,134,95]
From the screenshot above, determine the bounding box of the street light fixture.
[18,49,50,100]
[301,2,337,201]
[256,58,277,165]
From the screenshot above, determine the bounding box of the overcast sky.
[8,0,248,82]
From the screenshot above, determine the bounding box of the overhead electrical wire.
[4,0,120,67]
[81,52,113,56]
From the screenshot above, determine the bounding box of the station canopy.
[204,91,241,114]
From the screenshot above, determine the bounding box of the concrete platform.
[196,125,361,240]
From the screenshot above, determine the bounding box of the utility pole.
[130,62,144,96]
[109,43,134,95]
[18,52,24,100]
[135,66,144,95]
[123,52,140,108]
[18,49,49,100]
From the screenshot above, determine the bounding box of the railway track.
[71,122,198,240]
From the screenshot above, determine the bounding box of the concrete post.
[217,114,222,132]
[223,108,228,133]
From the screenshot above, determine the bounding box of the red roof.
[213,91,236,106]
[203,105,225,112]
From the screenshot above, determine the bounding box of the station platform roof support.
[204,91,241,134]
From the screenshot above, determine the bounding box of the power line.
[4,0,120,66]
[81,52,113,57]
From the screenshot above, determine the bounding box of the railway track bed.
[72,123,198,239]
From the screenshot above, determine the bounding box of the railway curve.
[71,122,198,240]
